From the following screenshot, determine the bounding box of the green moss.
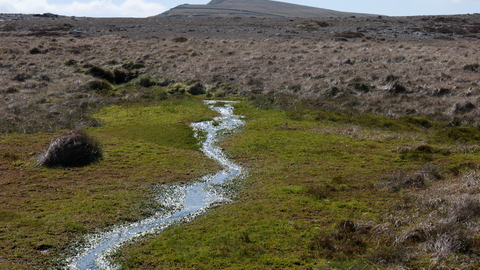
[113,101,480,269]
[440,126,480,142]
[0,98,221,268]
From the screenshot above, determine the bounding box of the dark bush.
[121,60,145,70]
[383,82,409,94]
[429,87,451,96]
[29,47,43,54]
[12,73,31,82]
[188,82,206,95]
[4,87,18,94]
[463,64,479,72]
[334,31,365,39]
[385,74,398,82]
[138,77,157,87]
[113,68,139,84]
[38,129,102,167]
[85,79,113,94]
[172,37,188,42]
[85,66,115,83]
[454,101,476,113]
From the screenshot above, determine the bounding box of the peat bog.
[1,13,480,269]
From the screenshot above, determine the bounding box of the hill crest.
[155,0,375,18]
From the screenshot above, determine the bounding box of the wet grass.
[0,97,220,269]
[113,101,480,269]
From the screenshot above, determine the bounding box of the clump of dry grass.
[37,128,102,167]
[372,168,480,267]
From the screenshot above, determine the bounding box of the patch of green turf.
[114,100,480,269]
[0,97,220,269]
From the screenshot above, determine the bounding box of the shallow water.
[67,100,245,270]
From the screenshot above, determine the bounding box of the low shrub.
[85,66,115,83]
[441,126,480,142]
[463,64,479,72]
[172,37,188,42]
[168,83,188,94]
[114,68,139,84]
[138,77,157,88]
[85,79,113,95]
[37,129,102,167]
[187,82,206,95]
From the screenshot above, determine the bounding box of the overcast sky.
[1,0,479,18]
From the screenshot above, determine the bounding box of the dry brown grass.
[372,168,480,268]
[1,34,479,133]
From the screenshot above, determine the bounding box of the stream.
[67,100,245,270]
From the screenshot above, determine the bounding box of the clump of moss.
[138,77,157,88]
[168,83,188,94]
[85,79,113,95]
[37,129,102,167]
[441,126,480,142]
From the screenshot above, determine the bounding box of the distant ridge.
[155,0,375,18]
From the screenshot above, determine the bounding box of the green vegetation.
[2,96,480,269]
[112,101,480,269]
[0,98,220,269]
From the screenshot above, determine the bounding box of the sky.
[0,0,479,18]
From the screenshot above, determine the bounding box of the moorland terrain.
[1,6,480,270]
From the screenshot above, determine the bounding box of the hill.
[155,0,375,18]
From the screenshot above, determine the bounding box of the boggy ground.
[1,13,480,269]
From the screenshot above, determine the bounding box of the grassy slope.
[114,101,480,269]
[0,98,220,269]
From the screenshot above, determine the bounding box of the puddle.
[67,100,245,270]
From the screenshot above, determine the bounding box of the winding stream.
[67,100,245,270]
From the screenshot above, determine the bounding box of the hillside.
[156,0,375,18]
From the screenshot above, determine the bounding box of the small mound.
[38,129,102,167]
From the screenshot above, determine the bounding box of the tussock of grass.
[37,128,102,167]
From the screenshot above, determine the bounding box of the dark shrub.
[383,82,409,94]
[454,101,476,113]
[121,60,145,70]
[113,68,138,84]
[38,129,102,167]
[463,64,479,72]
[138,77,157,88]
[172,37,188,42]
[85,66,115,83]
[188,82,206,95]
[85,79,113,95]
[334,31,364,39]
[12,73,31,82]
[385,74,398,82]
[29,47,42,54]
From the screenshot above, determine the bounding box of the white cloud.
[0,0,167,17]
